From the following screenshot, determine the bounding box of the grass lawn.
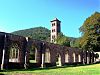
[0,64,100,75]
[29,60,36,63]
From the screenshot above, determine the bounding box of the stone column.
[41,53,45,68]
[41,43,45,68]
[82,51,86,64]
[91,51,94,63]
[24,52,27,69]
[1,49,5,70]
[24,37,28,69]
[94,53,96,63]
[90,51,92,64]
[87,51,90,64]
[1,34,6,70]
[92,52,94,63]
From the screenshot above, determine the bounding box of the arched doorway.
[29,45,37,63]
[56,53,61,66]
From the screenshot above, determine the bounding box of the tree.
[70,38,81,48]
[56,33,70,46]
[95,53,99,59]
[79,12,100,51]
[12,27,50,41]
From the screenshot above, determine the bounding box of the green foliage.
[29,46,36,60]
[12,27,73,46]
[70,38,81,48]
[79,12,100,51]
[95,53,99,58]
[56,33,70,46]
[12,27,50,41]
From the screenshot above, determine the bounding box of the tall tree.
[79,12,100,51]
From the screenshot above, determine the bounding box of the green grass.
[29,60,36,63]
[0,64,100,75]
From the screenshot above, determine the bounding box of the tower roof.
[50,18,61,22]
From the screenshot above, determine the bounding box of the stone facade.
[0,32,95,69]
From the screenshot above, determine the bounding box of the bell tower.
[50,18,61,43]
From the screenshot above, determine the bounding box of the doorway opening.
[29,46,37,63]
[56,53,61,66]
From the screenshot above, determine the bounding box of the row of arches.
[8,45,81,65]
[28,45,82,65]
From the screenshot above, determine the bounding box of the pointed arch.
[29,45,37,63]
[45,48,50,63]
[65,50,69,63]
[73,52,76,62]
[56,53,62,66]
[9,42,19,62]
[78,54,81,62]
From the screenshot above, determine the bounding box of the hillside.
[12,27,50,41]
[12,26,78,46]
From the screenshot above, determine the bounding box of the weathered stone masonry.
[0,32,95,69]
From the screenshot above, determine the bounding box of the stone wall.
[0,32,95,69]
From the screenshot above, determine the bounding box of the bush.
[95,53,99,58]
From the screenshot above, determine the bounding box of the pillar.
[87,51,90,64]
[1,34,9,70]
[41,43,45,68]
[1,49,5,70]
[82,51,86,64]
[41,53,45,68]
[24,37,28,69]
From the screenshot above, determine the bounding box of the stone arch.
[29,45,38,63]
[9,42,20,62]
[78,54,81,62]
[56,53,61,66]
[65,50,69,63]
[73,52,76,62]
[45,48,50,63]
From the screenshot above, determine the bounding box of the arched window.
[45,48,50,63]
[65,51,69,63]
[73,52,75,62]
[9,43,19,62]
[78,54,81,62]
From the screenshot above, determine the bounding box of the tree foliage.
[70,38,81,48]
[79,12,100,51]
[12,26,75,46]
[56,33,70,46]
[12,27,50,41]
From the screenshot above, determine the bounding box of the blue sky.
[0,0,100,37]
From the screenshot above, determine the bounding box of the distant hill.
[12,27,50,41]
[12,26,78,46]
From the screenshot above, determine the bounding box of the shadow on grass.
[1,63,99,73]
[0,73,5,75]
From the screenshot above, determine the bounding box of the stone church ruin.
[0,18,96,70]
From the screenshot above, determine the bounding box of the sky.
[0,0,100,38]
